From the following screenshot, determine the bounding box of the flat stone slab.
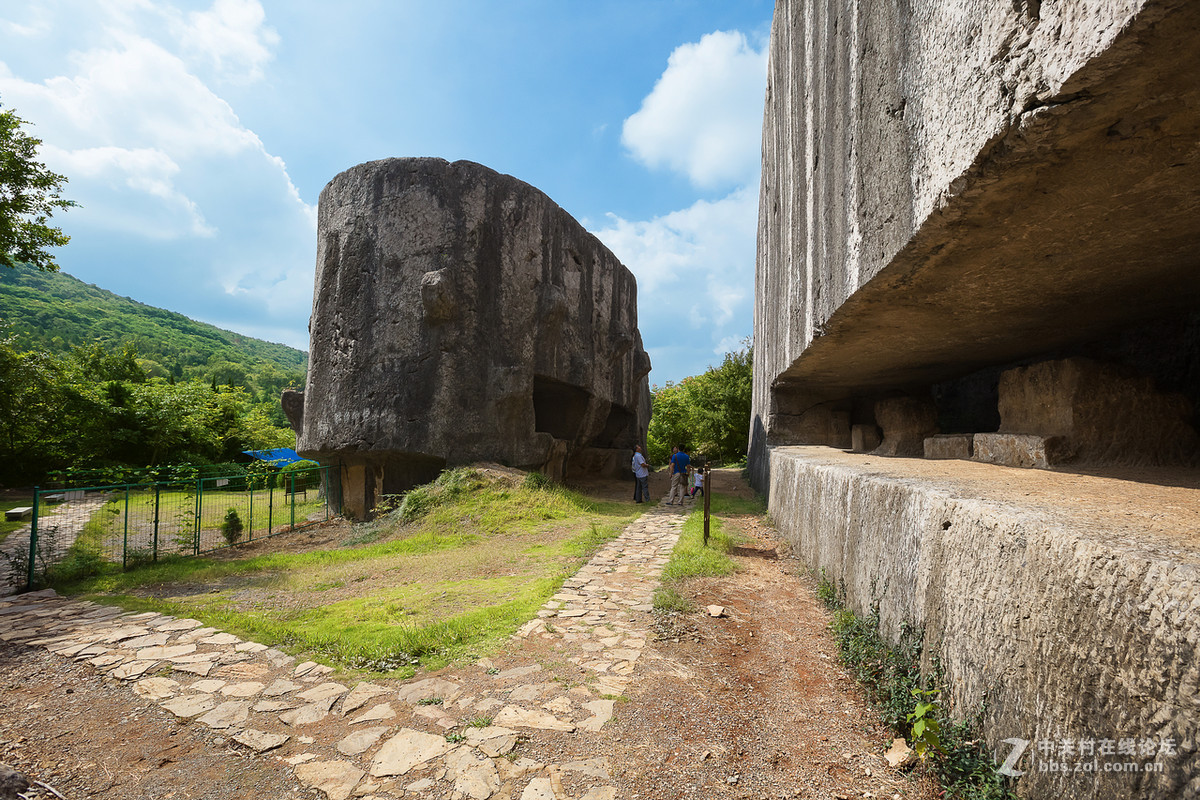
[220,681,265,698]
[262,679,300,697]
[446,746,501,800]
[493,705,576,732]
[198,633,240,645]
[350,702,396,725]
[394,677,461,704]
[110,660,157,681]
[370,729,452,777]
[196,700,250,729]
[136,644,197,661]
[579,699,615,732]
[161,695,216,719]
[155,618,204,632]
[251,699,299,713]
[294,760,366,800]
[122,633,171,650]
[172,661,215,676]
[520,777,557,800]
[342,681,391,713]
[190,679,226,694]
[102,626,151,643]
[465,726,518,758]
[336,726,389,756]
[133,677,180,701]
[233,728,290,753]
[279,697,336,726]
[297,682,348,703]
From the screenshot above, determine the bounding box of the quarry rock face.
[769,448,1200,800]
[995,358,1199,466]
[752,3,1200,799]
[296,158,650,518]
[750,0,1200,483]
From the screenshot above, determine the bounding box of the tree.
[646,339,753,466]
[0,102,75,271]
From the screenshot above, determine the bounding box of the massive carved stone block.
[295,157,650,518]
[750,0,1200,486]
[751,5,1200,799]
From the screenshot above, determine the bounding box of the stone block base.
[852,424,882,453]
[766,445,1200,800]
[873,397,938,457]
[972,433,1074,469]
[923,434,973,460]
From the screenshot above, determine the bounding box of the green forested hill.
[0,265,306,396]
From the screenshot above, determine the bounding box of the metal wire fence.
[4,463,343,592]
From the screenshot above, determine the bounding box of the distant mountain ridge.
[0,265,307,388]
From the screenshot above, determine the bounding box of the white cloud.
[0,7,53,38]
[592,184,758,381]
[598,28,767,382]
[42,144,215,238]
[621,30,767,190]
[0,0,315,348]
[595,185,757,294]
[179,0,279,83]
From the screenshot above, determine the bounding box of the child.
[690,467,704,498]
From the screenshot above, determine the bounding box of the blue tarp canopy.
[242,448,304,466]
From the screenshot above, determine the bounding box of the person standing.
[690,466,705,498]
[631,445,650,503]
[668,444,690,505]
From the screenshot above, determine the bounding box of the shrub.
[221,507,244,545]
[279,459,321,491]
[523,471,551,490]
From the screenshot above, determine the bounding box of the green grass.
[652,492,744,612]
[62,468,639,676]
[0,497,37,544]
[703,491,766,516]
[816,572,1017,800]
[85,487,327,556]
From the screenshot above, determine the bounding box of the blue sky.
[0,0,772,385]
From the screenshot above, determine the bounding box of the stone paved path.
[0,501,688,799]
[1,497,110,597]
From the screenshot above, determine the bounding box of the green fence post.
[26,487,40,591]
[249,477,255,542]
[195,477,203,555]
[153,484,161,562]
[290,472,296,530]
[122,485,130,569]
[268,478,274,537]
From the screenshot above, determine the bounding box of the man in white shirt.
[631,445,650,503]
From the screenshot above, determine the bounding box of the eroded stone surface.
[295,157,652,518]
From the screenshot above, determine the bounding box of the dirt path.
[601,514,933,799]
[0,477,934,800]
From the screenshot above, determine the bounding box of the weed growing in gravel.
[466,715,494,728]
[817,576,1017,800]
[652,586,692,613]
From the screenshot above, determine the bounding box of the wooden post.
[702,465,711,547]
